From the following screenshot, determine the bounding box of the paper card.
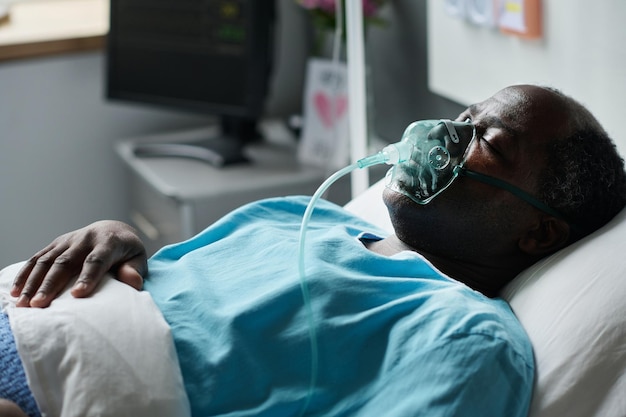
[298,58,350,170]
[498,0,526,32]
[498,0,542,38]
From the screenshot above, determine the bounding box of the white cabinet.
[116,122,353,255]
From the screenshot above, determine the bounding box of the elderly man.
[2,85,626,417]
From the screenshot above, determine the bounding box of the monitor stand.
[133,116,261,168]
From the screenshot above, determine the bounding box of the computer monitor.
[106,0,275,166]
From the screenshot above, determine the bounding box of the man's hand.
[10,220,148,308]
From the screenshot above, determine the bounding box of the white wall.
[0,52,214,266]
[427,0,626,155]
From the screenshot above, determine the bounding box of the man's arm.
[10,220,148,308]
[0,399,28,417]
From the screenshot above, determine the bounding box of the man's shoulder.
[392,285,533,363]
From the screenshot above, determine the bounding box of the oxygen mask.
[380,119,476,204]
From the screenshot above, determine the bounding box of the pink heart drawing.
[314,92,348,128]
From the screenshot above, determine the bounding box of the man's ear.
[519,216,571,256]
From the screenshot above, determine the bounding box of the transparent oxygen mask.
[382,119,476,204]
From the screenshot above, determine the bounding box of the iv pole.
[345,0,370,198]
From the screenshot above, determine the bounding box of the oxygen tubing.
[295,143,407,415]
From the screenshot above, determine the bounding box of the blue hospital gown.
[144,196,534,417]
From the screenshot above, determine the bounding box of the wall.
[367,1,465,141]
[0,52,212,265]
[427,0,626,155]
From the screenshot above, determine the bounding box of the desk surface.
[116,122,329,202]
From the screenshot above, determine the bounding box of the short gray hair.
[538,88,626,240]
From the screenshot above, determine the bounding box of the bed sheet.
[0,262,191,417]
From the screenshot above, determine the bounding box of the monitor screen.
[106,0,275,166]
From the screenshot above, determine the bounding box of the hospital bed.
[1,179,625,417]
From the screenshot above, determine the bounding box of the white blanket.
[0,262,190,417]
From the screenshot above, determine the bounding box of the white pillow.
[344,179,393,234]
[502,207,626,417]
[345,179,626,417]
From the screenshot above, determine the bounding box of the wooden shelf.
[0,0,108,62]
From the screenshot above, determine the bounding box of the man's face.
[457,85,570,197]
[383,85,571,260]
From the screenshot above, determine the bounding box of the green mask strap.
[455,166,581,234]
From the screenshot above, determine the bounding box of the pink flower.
[362,0,380,17]
[297,0,385,17]
[298,0,334,12]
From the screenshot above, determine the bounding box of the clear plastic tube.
[296,142,409,415]
[296,163,356,416]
